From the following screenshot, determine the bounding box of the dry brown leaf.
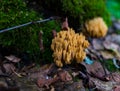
[103,41,119,51]
[105,34,120,45]
[3,63,16,74]
[89,77,115,91]
[57,70,72,82]
[5,55,21,63]
[28,64,55,79]
[92,39,104,50]
[114,86,120,91]
[100,51,115,59]
[100,50,120,60]
[37,77,59,88]
[36,69,72,88]
[83,61,110,81]
[109,72,120,82]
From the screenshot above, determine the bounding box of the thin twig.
[0,17,58,33]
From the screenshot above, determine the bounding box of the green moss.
[106,0,120,19]
[0,0,111,63]
[37,0,111,29]
[105,59,119,72]
[0,0,60,62]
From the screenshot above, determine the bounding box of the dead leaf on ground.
[28,64,56,80]
[83,61,110,81]
[103,41,119,51]
[100,50,120,60]
[92,39,104,50]
[54,80,85,91]
[36,68,72,89]
[89,77,115,91]
[103,41,120,59]
[114,86,120,91]
[37,77,59,89]
[100,51,115,59]
[57,70,72,82]
[105,34,120,45]
[5,55,21,63]
[109,72,120,82]
[3,63,16,74]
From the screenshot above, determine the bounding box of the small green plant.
[116,30,120,34]
[105,59,119,72]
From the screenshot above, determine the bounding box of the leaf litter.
[1,20,120,91]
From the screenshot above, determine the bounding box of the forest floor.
[0,20,120,91]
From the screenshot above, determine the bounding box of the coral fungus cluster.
[84,17,108,38]
[51,28,89,67]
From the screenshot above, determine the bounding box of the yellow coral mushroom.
[51,28,89,67]
[55,60,63,67]
[83,17,108,38]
